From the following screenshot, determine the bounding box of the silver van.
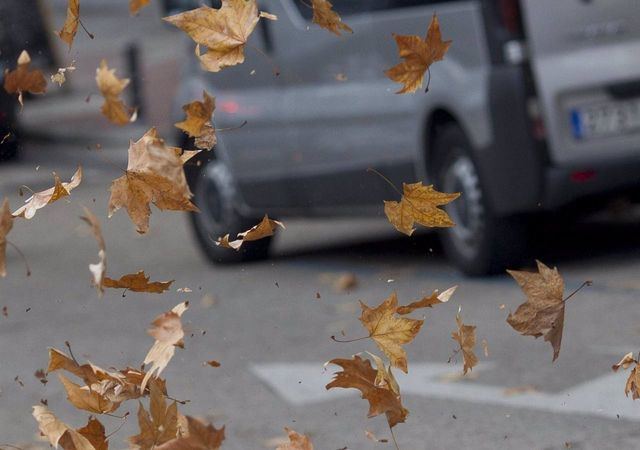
[174,0,640,275]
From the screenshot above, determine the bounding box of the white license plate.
[571,98,640,140]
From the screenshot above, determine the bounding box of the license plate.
[570,98,640,140]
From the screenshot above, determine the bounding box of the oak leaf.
[384,182,459,235]
[58,0,80,49]
[154,416,225,450]
[215,215,284,251]
[311,0,352,36]
[175,91,216,150]
[385,14,452,94]
[141,302,189,392]
[129,381,178,449]
[130,0,151,15]
[96,60,134,125]
[77,418,108,450]
[164,0,275,72]
[276,427,314,450]
[612,352,640,400]
[13,167,83,219]
[108,128,198,234]
[0,199,13,277]
[103,271,174,293]
[451,309,478,374]
[3,50,47,106]
[326,355,408,428]
[32,405,96,450]
[396,285,457,315]
[507,260,566,361]
[81,207,106,296]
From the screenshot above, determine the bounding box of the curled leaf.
[57,0,80,49]
[32,405,96,450]
[13,167,83,219]
[396,285,457,315]
[451,309,478,375]
[612,352,640,399]
[215,215,284,251]
[103,270,174,293]
[311,0,352,36]
[95,60,134,125]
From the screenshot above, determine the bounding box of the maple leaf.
[32,405,96,450]
[0,199,14,277]
[385,14,452,94]
[129,381,178,449]
[612,352,640,400]
[326,355,408,428]
[108,128,198,234]
[103,270,174,293]
[81,207,106,296]
[175,91,217,150]
[96,60,134,125]
[154,416,225,450]
[507,260,569,362]
[77,418,108,450]
[141,302,189,392]
[359,293,423,373]
[3,50,47,106]
[384,182,459,236]
[311,0,352,36]
[451,309,478,375]
[59,373,119,414]
[215,215,284,251]
[164,0,276,73]
[276,427,314,450]
[130,0,151,15]
[396,285,457,315]
[58,0,80,49]
[13,167,83,219]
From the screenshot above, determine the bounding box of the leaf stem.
[330,335,370,343]
[366,167,403,198]
[563,280,592,303]
[216,120,248,133]
[164,393,190,405]
[105,412,129,439]
[6,241,31,277]
[389,423,401,450]
[424,67,431,93]
[78,19,94,39]
[64,340,80,366]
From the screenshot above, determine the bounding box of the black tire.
[433,124,527,275]
[0,139,18,161]
[189,160,272,264]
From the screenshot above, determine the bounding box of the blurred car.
[173,0,640,275]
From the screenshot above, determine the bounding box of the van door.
[521,0,640,165]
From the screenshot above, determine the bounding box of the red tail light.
[498,0,523,36]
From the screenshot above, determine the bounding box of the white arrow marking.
[251,362,639,421]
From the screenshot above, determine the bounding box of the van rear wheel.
[434,124,527,275]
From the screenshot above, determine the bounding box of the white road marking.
[251,362,639,421]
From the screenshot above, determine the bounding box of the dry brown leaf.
[311,0,352,36]
[129,381,178,449]
[141,302,189,392]
[326,355,408,428]
[275,427,314,450]
[103,270,174,293]
[451,308,477,375]
[215,215,284,251]
[3,50,47,106]
[205,360,221,368]
[130,0,151,15]
[359,293,423,373]
[32,405,96,450]
[154,415,225,450]
[58,0,80,49]
[0,199,14,277]
[59,373,119,414]
[396,285,456,314]
[13,167,82,219]
[612,352,640,399]
[384,182,459,235]
[164,0,272,72]
[194,123,217,151]
[385,13,452,94]
[96,60,134,125]
[76,418,108,450]
[52,63,77,87]
[507,260,566,362]
[175,91,217,150]
[108,128,198,234]
[81,207,106,295]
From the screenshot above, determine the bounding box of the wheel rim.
[442,151,486,258]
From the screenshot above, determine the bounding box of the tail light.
[498,0,523,37]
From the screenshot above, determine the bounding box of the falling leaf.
[333,272,357,293]
[103,271,174,293]
[175,91,217,150]
[177,287,192,293]
[164,0,270,72]
[129,381,178,449]
[506,260,566,362]
[95,60,134,125]
[58,0,80,49]
[130,0,151,15]
[81,207,106,296]
[326,355,408,428]
[275,427,314,450]
[612,352,640,399]
[385,14,452,94]
[13,167,82,219]
[0,199,14,277]
[215,215,284,251]
[451,309,477,375]
[154,415,224,450]
[141,302,189,392]
[77,417,108,450]
[3,50,47,106]
[52,63,77,87]
[2,306,7,317]
[59,373,119,414]
[384,182,460,235]
[35,369,48,384]
[396,285,456,314]
[32,405,96,450]
[364,430,388,443]
[205,360,221,368]
[108,128,198,234]
[311,0,352,36]
[194,123,217,151]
